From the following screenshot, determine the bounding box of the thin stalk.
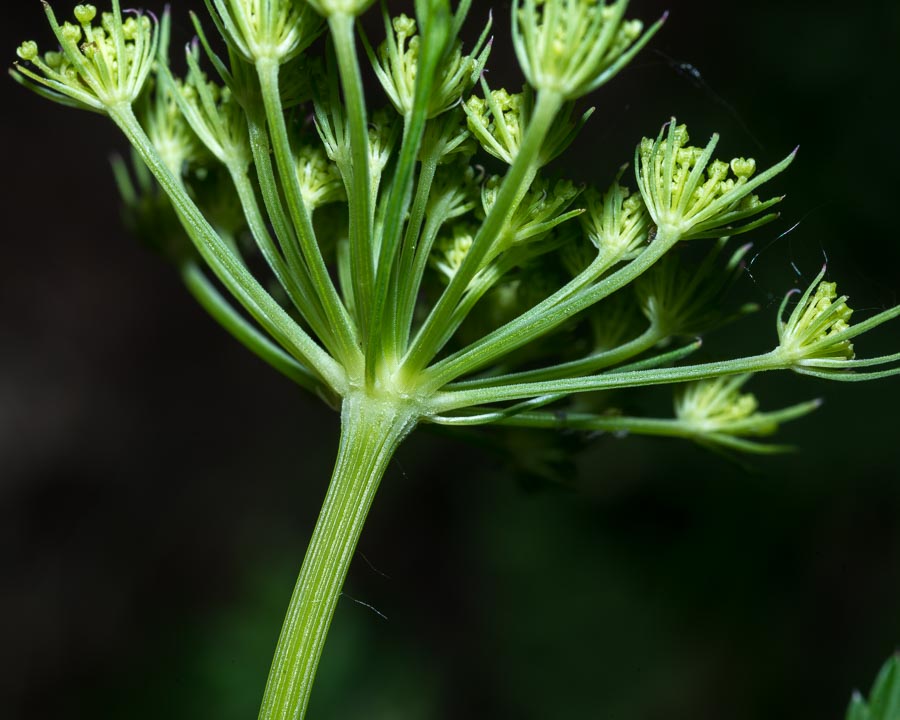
[108,103,347,393]
[369,5,447,371]
[429,349,787,413]
[449,323,665,389]
[399,177,467,352]
[422,229,682,391]
[402,89,565,377]
[394,147,439,352]
[180,261,323,394]
[256,58,362,372]
[369,110,429,375]
[228,166,335,353]
[257,393,417,720]
[329,13,374,342]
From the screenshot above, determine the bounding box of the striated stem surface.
[258,393,417,720]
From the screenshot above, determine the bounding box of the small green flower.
[464,84,593,166]
[296,144,346,210]
[481,175,583,250]
[207,0,323,64]
[141,79,205,179]
[167,43,252,172]
[314,81,398,197]
[580,176,651,264]
[779,272,854,362]
[776,268,900,380]
[368,109,400,192]
[12,1,157,113]
[463,87,523,165]
[636,120,794,241]
[674,375,820,453]
[367,12,491,118]
[511,0,664,100]
[138,12,205,179]
[432,224,477,282]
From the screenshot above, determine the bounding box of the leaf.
[847,655,900,720]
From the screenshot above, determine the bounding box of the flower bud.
[207,0,323,64]
[16,41,38,61]
[512,0,664,100]
[636,119,794,241]
[73,4,97,24]
[12,0,157,113]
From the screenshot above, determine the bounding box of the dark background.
[2,1,899,719]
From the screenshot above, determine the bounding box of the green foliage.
[847,655,900,720]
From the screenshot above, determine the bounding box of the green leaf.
[868,655,900,720]
[847,655,900,720]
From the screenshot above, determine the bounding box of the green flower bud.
[169,43,252,171]
[11,0,157,113]
[676,375,762,433]
[636,119,795,241]
[674,375,820,453]
[464,88,524,165]
[482,175,583,250]
[296,144,346,210]
[207,0,323,64]
[777,269,856,365]
[73,4,98,24]
[773,268,900,381]
[16,41,38,62]
[433,224,477,282]
[512,0,664,100]
[465,83,594,167]
[580,176,650,263]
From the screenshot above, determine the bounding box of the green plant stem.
[394,144,439,352]
[108,103,347,393]
[228,166,334,352]
[449,323,665,389]
[257,393,417,720]
[422,229,682,391]
[402,88,565,377]
[369,109,429,375]
[368,5,448,370]
[429,349,788,413]
[255,58,362,372]
[329,13,374,342]
[180,261,323,394]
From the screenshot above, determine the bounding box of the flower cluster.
[13,1,157,113]
[367,11,491,118]
[580,177,651,264]
[296,144,346,210]
[207,0,323,64]
[464,86,592,166]
[776,268,900,380]
[481,175,583,251]
[512,0,663,100]
[674,375,820,453]
[636,120,793,241]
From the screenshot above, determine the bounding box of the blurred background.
[2,1,898,718]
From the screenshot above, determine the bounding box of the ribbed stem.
[257,393,417,720]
